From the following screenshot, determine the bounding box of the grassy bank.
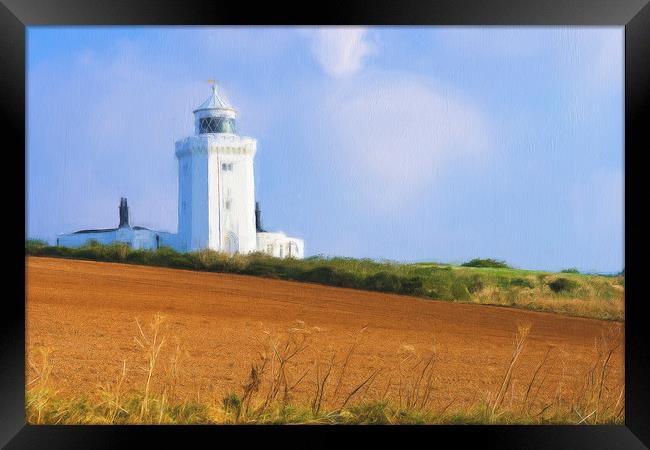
[25,240,624,321]
[27,394,624,425]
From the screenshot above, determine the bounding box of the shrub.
[301,266,337,284]
[149,247,192,269]
[510,278,534,289]
[451,281,471,301]
[461,258,510,269]
[399,276,425,295]
[174,255,195,269]
[126,249,151,265]
[300,266,361,288]
[363,272,402,293]
[560,268,580,274]
[244,260,284,278]
[466,274,485,293]
[548,277,579,293]
[222,393,242,417]
[495,276,511,289]
[105,243,131,261]
[26,239,49,252]
[346,401,391,424]
[333,271,363,289]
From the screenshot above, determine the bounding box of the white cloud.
[309,27,376,78]
[317,72,491,210]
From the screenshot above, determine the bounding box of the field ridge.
[25,241,624,321]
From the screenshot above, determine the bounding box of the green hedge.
[461,258,510,269]
[26,241,611,304]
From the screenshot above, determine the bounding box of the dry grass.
[473,287,624,321]
[134,314,166,419]
[490,323,531,420]
[26,315,624,425]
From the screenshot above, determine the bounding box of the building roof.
[72,225,154,235]
[193,83,236,113]
[69,198,159,236]
[72,228,117,235]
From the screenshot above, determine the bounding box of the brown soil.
[26,256,624,411]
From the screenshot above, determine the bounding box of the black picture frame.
[3,0,648,447]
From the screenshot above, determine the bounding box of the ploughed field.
[26,256,624,419]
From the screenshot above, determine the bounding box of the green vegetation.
[548,277,579,293]
[26,393,623,425]
[25,240,624,321]
[561,268,580,274]
[461,258,510,269]
[25,239,48,249]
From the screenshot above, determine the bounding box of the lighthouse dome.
[193,83,238,135]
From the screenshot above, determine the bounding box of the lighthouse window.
[222,163,233,171]
[199,117,237,134]
[225,200,232,210]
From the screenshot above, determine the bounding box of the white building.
[58,83,304,259]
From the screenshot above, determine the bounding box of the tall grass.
[26,240,624,321]
[490,323,531,420]
[26,316,624,425]
[134,314,166,419]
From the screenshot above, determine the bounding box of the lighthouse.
[174,83,257,253]
[58,82,304,259]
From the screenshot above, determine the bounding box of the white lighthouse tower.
[174,82,257,254]
[58,81,304,258]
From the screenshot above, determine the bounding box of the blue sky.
[26,26,624,272]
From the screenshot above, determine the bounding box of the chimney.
[119,197,130,228]
[255,201,265,232]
